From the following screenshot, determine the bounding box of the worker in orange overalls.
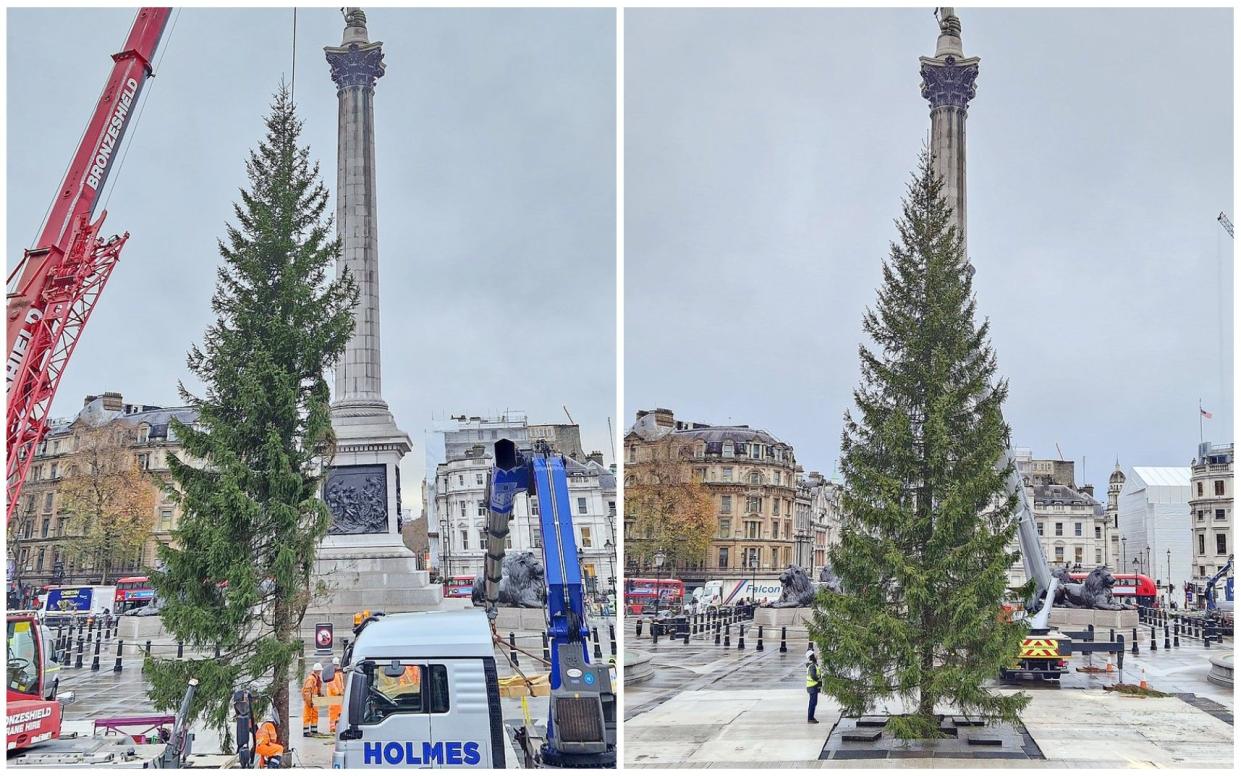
[255,708,284,768]
[302,662,324,736]
[325,656,345,734]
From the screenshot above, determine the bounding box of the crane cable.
[99,6,181,215]
[291,8,298,103]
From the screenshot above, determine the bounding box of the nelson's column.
[919,7,979,254]
[309,8,441,629]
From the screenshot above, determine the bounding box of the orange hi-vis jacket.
[255,720,283,768]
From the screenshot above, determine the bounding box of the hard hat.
[312,662,323,672]
[332,656,341,666]
[353,612,363,626]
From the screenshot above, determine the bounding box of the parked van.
[328,609,507,768]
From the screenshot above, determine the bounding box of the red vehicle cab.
[442,575,476,599]
[624,578,685,615]
[6,613,63,751]
[114,576,154,612]
[1069,572,1158,607]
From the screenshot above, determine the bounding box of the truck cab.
[330,609,507,768]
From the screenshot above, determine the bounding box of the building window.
[772,499,780,516]
[1054,545,1064,561]
[477,502,486,517]
[43,493,53,513]
[749,471,762,485]
[40,518,50,538]
[49,462,58,479]
[459,528,468,550]
[137,453,150,470]
[745,547,759,568]
[1037,522,1044,536]
[628,447,636,464]
[532,528,542,549]
[530,499,539,516]
[718,547,729,568]
[693,467,706,482]
[458,474,464,486]
[1095,549,1102,564]
[746,496,761,514]
[1215,508,1226,521]
[745,520,761,539]
[720,495,732,514]
[476,473,484,485]
[1199,533,1206,555]
[137,424,150,444]
[158,507,175,531]
[608,500,615,516]
[771,520,780,540]
[1197,482,1204,497]
[1074,546,1083,564]
[1054,523,1063,537]
[1198,510,1205,523]
[718,518,731,539]
[722,441,734,457]
[722,467,733,482]
[577,497,588,515]
[477,527,487,549]
[1215,480,1225,496]
[1074,523,1082,537]
[1094,525,1101,539]
[1216,533,1228,555]
[580,527,592,548]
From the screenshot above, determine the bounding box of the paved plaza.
[622,616,1233,768]
[40,613,615,768]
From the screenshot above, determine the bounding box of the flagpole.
[1199,398,1204,445]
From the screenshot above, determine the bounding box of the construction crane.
[1219,212,1233,238]
[5,8,171,523]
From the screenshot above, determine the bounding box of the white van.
[329,609,507,768]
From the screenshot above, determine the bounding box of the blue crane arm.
[1205,555,1233,610]
[481,438,614,766]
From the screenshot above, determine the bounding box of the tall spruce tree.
[808,149,1029,738]
[147,85,357,748]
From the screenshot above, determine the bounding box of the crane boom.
[5,8,170,523]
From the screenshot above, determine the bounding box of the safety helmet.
[332,656,341,666]
[312,662,323,672]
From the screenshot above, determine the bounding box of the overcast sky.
[7,8,616,512]
[625,7,1234,488]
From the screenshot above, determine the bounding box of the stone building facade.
[797,471,843,573]
[1188,441,1232,605]
[624,409,802,589]
[8,392,193,591]
[1007,450,1108,585]
[428,415,616,594]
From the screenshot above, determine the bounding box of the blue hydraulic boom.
[483,439,616,768]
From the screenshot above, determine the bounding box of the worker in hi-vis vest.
[806,652,823,724]
[325,656,345,733]
[303,662,324,736]
[255,707,284,768]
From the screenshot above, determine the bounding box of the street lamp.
[653,551,666,614]
[1145,546,1151,577]
[1121,538,1127,572]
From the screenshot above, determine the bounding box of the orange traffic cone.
[1139,668,1148,689]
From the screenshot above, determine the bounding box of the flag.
[1201,407,1213,419]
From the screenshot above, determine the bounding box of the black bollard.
[653,621,660,644]
[780,626,788,653]
[1109,628,1115,644]
[1173,624,1180,648]
[593,627,603,659]
[74,634,85,669]
[1150,626,1157,652]
[509,632,519,666]
[55,621,65,660]
[542,632,551,663]
[609,623,617,656]
[683,626,690,646]
[724,624,730,647]
[1163,626,1170,650]
[215,644,221,659]
[1116,635,1125,672]
[114,640,124,672]
[636,618,643,638]
[756,625,764,652]
[714,621,721,646]
[1087,624,1095,643]
[176,641,184,659]
[90,635,101,671]
[145,640,152,659]
[737,625,745,650]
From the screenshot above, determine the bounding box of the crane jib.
[85,78,140,191]
[6,308,44,387]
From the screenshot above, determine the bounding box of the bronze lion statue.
[471,551,547,609]
[768,565,817,608]
[1052,566,1128,610]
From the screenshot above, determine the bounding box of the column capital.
[325,41,385,92]
[919,55,979,111]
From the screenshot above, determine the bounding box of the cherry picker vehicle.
[325,439,615,768]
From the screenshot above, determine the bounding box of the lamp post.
[653,551,666,615]
[1145,546,1151,577]
[749,552,757,605]
[1121,538,1127,572]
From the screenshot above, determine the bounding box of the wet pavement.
[623,615,1233,768]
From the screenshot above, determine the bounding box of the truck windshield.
[7,619,40,696]
[359,662,450,724]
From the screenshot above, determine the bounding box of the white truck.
[37,586,116,620]
[326,609,510,769]
[689,579,782,612]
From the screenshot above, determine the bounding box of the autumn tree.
[624,439,715,577]
[58,421,158,584]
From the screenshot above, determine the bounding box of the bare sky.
[7,8,616,511]
[625,7,1234,488]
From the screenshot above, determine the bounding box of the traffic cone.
[1139,668,1148,690]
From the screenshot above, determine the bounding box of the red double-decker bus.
[442,575,476,599]
[624,577,685,615]
[1069,572,1158,607]
[114,576,154,612]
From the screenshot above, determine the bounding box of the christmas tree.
[147,84,358,748]
[809,149,1029,738]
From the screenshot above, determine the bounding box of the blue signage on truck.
[44,587,93,612]
[362,741,482,766]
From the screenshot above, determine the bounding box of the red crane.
[6,8,171,523]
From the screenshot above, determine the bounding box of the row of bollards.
[505,624,616,669]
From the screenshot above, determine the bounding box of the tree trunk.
[272,592,293,759]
